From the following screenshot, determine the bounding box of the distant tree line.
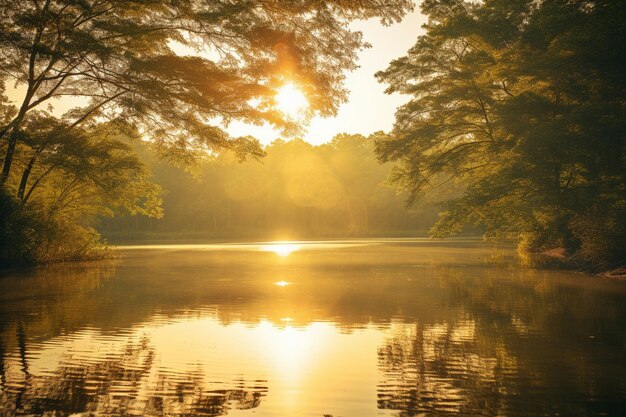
[99,134,445,240]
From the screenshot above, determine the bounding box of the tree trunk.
[0,132,18,185]
[1,109,30,185]
[17,155,37,202]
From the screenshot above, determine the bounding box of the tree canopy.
[0,0,413,182]
[376,0,626,263]
[0,0,414,264]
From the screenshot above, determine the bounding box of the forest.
[2,2,625,415]
[98,134,448,241]
[0,0,624,268]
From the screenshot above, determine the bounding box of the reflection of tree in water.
[377,320,507,416]
[377,268,626,416]
[0,261,119,351]
[0,331,266,416]
[2,248,625,415]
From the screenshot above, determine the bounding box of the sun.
[275,83,308,118]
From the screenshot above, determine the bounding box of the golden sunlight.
[275,83,308,118]
[262,243,301,257]
[275,280,291,287]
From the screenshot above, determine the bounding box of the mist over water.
[0,240,625,416]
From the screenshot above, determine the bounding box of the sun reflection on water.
[275,280,290,287]
[262,243,301,257]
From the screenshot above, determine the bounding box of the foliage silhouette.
[375,0,626,264]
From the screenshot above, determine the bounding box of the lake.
[0,239,625,416]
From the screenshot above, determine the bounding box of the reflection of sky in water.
[0,240,625,416]
[7,315,387,417]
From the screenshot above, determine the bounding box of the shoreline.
[3,239,624,280]
[539,248,626,280]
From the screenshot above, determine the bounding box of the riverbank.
[540,248,626,279]
[4,236,623,280]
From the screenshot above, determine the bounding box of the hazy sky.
[230,9,426,146]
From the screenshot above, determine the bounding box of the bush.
[571,202,626,265]
[34,220,110,263]
[0,189,109,266]
[0,189,39,265]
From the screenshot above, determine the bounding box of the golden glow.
[225,11,427,145]
[262,322,316,380]
[275,83,308,118]
[262,243,301,257]
[275,280,290,287]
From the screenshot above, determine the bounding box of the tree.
[375,0,626,263]
[0,0,413,185]
[0,0,414,264]
[97,133,438,239]
[0,118,162,263]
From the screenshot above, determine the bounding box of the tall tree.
[0,0,413,184]
[376,0,626,263]
[0,117,162,264]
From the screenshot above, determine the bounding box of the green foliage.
[376,0,626,264]
[1,189,108,265]
[0,0,414,263]
[0,189,39,264]
[1,119,162,264]
[0,0,413,182]
[100,134,440,239]
[570,201,626,265]
[33,218,109,264]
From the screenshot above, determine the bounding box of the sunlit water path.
[0,240,625,416]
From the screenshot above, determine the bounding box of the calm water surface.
[0,240,625,416]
